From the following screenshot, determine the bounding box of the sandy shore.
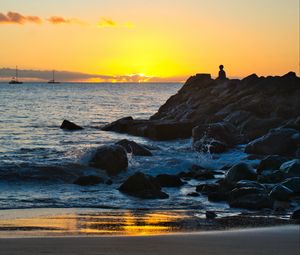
[0,225,299,255]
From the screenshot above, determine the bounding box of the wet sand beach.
[0,225,298,255]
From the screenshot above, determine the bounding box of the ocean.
[0,82,251,213]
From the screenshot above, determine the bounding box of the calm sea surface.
[0,82,249,212]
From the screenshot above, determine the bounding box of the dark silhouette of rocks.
[60,119,83,130]
[89,145,128,175]
[102,72,300,156]
[99,71,300,212]
[118,172,169,199]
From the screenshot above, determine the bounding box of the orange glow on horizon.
[0,1,298,81]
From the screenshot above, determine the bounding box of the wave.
[0,163,106,183]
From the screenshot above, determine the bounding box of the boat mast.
[16,66,18,81]
[53,70,55,82]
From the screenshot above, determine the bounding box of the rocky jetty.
[102,72,300,156]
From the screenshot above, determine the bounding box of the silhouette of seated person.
[217,65,227,80]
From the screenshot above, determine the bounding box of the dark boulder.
[225,163,257,184]
[118,172,169,199]
[206,211,217,219]
[257,170,285,183]
[290,208,300,220]
[281,177,300,194]
[101,116,133,133]
[269,184,293,201]
[196,183,220,193]
[229,193,274,209]
[187,192,200,197]
[115,139,152,156]
[181,166,215,180]
[155,174,183,187]
[60,120,83,131]
[234,180,266,190]
[228,187,266,202]
[279,159,300,178]
[257,155,288,174]
[73,175,104,186]
[208,191,229,202]
[245,128,300,157]
[89,145,128,175]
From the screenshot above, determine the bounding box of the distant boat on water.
[48,70,60,84]
[9,66,23,84]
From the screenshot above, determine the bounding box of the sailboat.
[48,70,60,84]
[9,66,23,84]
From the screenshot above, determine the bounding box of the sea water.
[0,82,251,212]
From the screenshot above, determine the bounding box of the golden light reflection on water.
[0,210,190,237]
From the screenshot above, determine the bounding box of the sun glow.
[0,0,298,81]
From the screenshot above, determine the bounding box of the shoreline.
[0,225,298,255]
[0,207,297,238]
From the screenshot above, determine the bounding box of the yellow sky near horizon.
[0,0,299,81]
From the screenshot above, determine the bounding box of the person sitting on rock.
[217,65,227,80]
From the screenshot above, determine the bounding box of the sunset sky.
[0,0,299,82]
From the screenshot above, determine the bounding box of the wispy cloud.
[98,17,117,27]
[0,11,42,24]
[98,17,134,28]
[47,16,85,25]
[47,16,71,24]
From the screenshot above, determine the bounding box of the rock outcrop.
[118,172,169,199]
[60,120,83,130]
[101,73,300,155]
[89,145,128,175]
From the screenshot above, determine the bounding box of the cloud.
[47,16,71,24]
[0,11,42,24]
[98,18,135,29]
[47,16,84,25]
[0,68,184,83]
[98,17,117,27]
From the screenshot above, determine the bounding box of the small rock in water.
[155,174,183,187]
[73,175,104,186]
[60,119,83,130]
[187,192,200,197]
[89,145,128,176]
[206,211,217,219]
[290,208,300,220]
[106,179,113,185]
[118,172,169,199]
